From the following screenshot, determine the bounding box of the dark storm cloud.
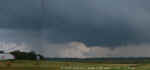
[1,0,150,57]
[0,0,43,52]
[44,22,136,46]
[0,0,150,47]
[42,0,150,46]
[0,0,42,30]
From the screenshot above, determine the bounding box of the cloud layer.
[0,0,150,57]
[41,42,150,58]
[1,41,150,58]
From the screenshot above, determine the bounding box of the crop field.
[0,60,150,70]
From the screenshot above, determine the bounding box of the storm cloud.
[0,0,150,57]
[41,0,150,46]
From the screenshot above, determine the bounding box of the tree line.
[10,50,44,60]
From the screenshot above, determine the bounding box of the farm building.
[0,51,15,60]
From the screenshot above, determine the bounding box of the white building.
[0,51,15,60]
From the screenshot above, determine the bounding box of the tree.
[10,50,44,60]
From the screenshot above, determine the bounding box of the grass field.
[0,60,150,70]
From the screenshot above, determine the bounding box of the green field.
[0,60,150,70]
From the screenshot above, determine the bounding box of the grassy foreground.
[0,60,150,70]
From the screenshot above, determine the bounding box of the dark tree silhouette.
[10,50,44,60]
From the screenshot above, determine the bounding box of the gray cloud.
[40,42,150,58]
[2,41,150,58]
[0,0,150,57]
[41,0,150,46]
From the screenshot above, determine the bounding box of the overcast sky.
[0,0,150,57]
